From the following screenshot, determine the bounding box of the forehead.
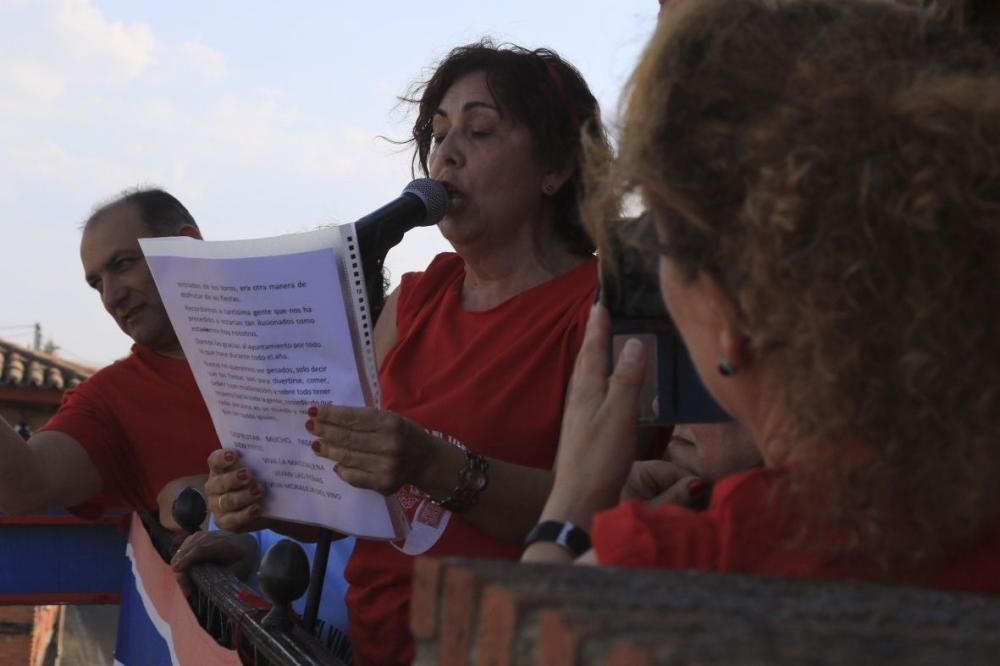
[80,204,149,272]
[437,71,496,114]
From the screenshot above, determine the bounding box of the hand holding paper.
[307,404,443,496]
[141,226,408,540]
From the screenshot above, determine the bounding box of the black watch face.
[469,469,487,492]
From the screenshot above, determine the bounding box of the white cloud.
[50,0,155,78]
[178,41,227,83]
[0,57,64,100]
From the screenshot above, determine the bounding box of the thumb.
[604,338,648,411]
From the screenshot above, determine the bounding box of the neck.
[146,331,186,360]
[154,347,186,360]
[455,208,588,311]
[728,367,790,468]
[458,243,585,311]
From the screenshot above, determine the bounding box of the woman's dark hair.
[405,39,609,256]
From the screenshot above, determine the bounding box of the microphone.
[354,178,450,267]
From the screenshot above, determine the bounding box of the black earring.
[718,358,736,377]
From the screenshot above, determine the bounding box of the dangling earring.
[718,358,736,377]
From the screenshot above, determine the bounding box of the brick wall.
[0,606,34,665]
[412,558,1000,665]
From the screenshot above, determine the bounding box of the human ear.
[177,224,203,241]
[699,276,748,374]
[541,158,575,196]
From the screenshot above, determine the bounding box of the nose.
[101,273,129,315]
[430,131,464,175]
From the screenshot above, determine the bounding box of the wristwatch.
[429,448,489,513]
[523,520,591,557]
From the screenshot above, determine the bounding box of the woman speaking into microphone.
[203,39,610,666]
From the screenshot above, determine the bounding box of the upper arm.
[373,287,400,368]
[24,430,103,513]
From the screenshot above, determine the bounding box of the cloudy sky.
[1,0,659,367]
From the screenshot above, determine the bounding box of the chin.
[439,223,484,250]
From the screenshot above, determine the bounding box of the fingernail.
[249,504,261,516]
[687,479,706,497]
[307,406,318,417]
[622,339,644,365]
[305,419,315,432]
[333,463,341,474]
[250,484,263,497]
[224,450,236,463]
[311,440,321,453]
[236,469,249,482]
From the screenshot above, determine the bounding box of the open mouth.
[439,181,466,211]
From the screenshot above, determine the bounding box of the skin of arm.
[0,417,103,515]
[522,305,648,564]
[314,287,556,545]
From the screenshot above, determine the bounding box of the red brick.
[439,567,485,666]
[0,606,34,666]
[473,584,525,666]
[603,641,658,666]
[411,557,446,640]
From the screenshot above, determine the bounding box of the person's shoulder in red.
[593,466,1000,595]
[394,252,464,335]
[37,344,217,516]
[592,467,782,571]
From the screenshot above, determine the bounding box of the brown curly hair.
[586,0,1000,572]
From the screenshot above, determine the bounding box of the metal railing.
[139,509,350,666]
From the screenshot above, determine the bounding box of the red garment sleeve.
[591,500,720,569]
[37,382,133,516]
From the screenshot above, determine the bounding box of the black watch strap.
[523,520,591,557]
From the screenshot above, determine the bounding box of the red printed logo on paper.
[416,501,444,528]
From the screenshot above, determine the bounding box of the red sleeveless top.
[345,252,597,666]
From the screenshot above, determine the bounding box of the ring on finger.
[217,493,227,513]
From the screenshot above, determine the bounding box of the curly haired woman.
[525,0,1000,592]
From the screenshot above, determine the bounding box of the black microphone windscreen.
[402,178,450,225]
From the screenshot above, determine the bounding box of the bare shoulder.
[374,287,401,368]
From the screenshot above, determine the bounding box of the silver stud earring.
[718,358,736,377]
[542,183,554,195]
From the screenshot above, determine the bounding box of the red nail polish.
[224,450,236,463]
[307,406,318,418]
[311,440,321,453]
[687,479,706,497]
[250,484,263,497]
[305,419,315,432]
[249,504,261,516]
[236,469,249,482]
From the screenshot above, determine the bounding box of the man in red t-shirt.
[0,188,218,528]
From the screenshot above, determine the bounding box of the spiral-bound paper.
[340,224,382,409]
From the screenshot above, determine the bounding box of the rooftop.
[0,338,94,391]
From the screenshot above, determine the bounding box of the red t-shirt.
[37,344,220,518]
[593,467,1000,594]
[345,252,597,666]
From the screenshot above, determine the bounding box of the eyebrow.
[85,249,137,285]
[434,100,501,118]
